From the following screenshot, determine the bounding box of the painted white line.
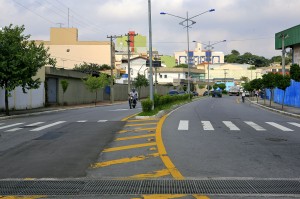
[223,121,240,131]
[5,128,23,132]
[109,109,129,111]
[244,121,266,131]
[26,122,45,127]
[266,122,294,132]
[178,120,189,131]
[288,122,300,128]
[98,120,108,122]
[77,120,87,123]
[201,121,214,131]
[30,121,66,131]
[0,123,24,130]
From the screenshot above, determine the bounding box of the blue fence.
[265,80,300,108]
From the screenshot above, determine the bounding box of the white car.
[245,91,250,97]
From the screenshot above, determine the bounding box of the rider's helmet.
[132,88,136,92]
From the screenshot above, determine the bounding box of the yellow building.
[36,28,112,69]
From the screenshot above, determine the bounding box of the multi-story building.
[35,28,112,69]
[174,42,225,65]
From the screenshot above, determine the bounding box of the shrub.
[141,99,153,112]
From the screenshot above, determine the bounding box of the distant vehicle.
[168,90,179,95]
[178,91,186,95]
[192,91,199,96]
[212,90,222,98]
[229,86,240,96]
[203,91,209,96]
[245,91,250,97]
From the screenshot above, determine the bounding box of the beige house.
[35,28,112,69]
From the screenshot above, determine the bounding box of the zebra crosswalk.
[0,120,109,133]
[178,120,300,132]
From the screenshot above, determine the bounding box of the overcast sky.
[1,0,299,59]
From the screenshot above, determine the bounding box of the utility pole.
[280,33,288,76]
[125,32,138,94]
[107,35,122,104]
[223,69,228,83]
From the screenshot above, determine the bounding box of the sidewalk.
[0,101,127,119]
[249,97,300,118]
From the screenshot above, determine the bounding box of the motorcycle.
[129,96,137,109]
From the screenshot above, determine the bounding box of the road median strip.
[115,134,156,141]
[103,142,157,152]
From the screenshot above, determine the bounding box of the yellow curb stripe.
[124,169,171,180]
[127,119,159,122]
[156,114,184,180]
[91,153,160,168]
[115,134,155,141]
[125,122,157,127]
[118,127,156,134]
[103,142,156,152]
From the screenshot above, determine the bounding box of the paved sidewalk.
[0,101,127,119]
[249,97,300,118]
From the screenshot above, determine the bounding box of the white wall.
[0,83,44,110]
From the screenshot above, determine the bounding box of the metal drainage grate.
[0,179,299,196]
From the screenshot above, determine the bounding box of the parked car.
[192,91,199,96]
[178,91,186,95]
[168,90,179,95]
[203,91,209,96]
[245,91,250,97]
[212,90,222,98]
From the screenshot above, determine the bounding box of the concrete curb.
[250,100,300,118]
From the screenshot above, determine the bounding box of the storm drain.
[0,179,300,196]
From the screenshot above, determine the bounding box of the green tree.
[217,83,226,91]
[133,73,149,97]
[290,64,300,81]
[240,76,250,83]
[60,79,69,106]
[83,74,109,106]
[0,24,56,115]
[275,74,291,110]
[262,73,277,107]
[74,62,111,74]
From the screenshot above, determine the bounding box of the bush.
[141,99,153,112]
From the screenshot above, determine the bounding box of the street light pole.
[148,0,154,106]
[160,9,215,98]
[193,40,226,96]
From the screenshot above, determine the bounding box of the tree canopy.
[74,62,111,75]
[290,64,300,81]
[0,24,56,115]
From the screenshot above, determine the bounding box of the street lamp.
[160,9,215,98]
[193,40,226,95]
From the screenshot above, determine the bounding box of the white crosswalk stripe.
[0,123,24,130]
[178,120,189,130]
[244,121,266,131]
[201,121,214,131]
[26,122,45,127]
[30,121,66,131]
[288,122,300,128]
[77,120,87,123]
[223,121,240,131]
[5,128,23,132]
[97,120,108,122]
[266,122,294,131]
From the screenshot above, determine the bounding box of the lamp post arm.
[160,12,186,20]
[189,9,213,20]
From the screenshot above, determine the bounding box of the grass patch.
[138,99,191,116]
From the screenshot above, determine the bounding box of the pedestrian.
[241,90,246,103]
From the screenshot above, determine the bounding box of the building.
[275,24,300,65]
[174,42,225,65]
[35,28,112,69]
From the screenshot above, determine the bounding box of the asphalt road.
[0,102,141,178]
[163,96,300,178]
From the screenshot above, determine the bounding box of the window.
[164,75,167,78]
[160,75,162,78]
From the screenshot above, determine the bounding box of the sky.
[1,0,300,59]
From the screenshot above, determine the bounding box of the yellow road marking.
[132,194,186,199]
[125,122,157,127]
[0,196,45,199]
[118,127,156,134]
[193,195,210,199]
[121,113,140,121]
[124,169,170,180]
[127,119,159,122]
[91,153,160,168]
[103,142,156,152]
[115,134,155,141]
[156,115,184,180]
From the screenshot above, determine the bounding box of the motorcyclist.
[128,88,138,109]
